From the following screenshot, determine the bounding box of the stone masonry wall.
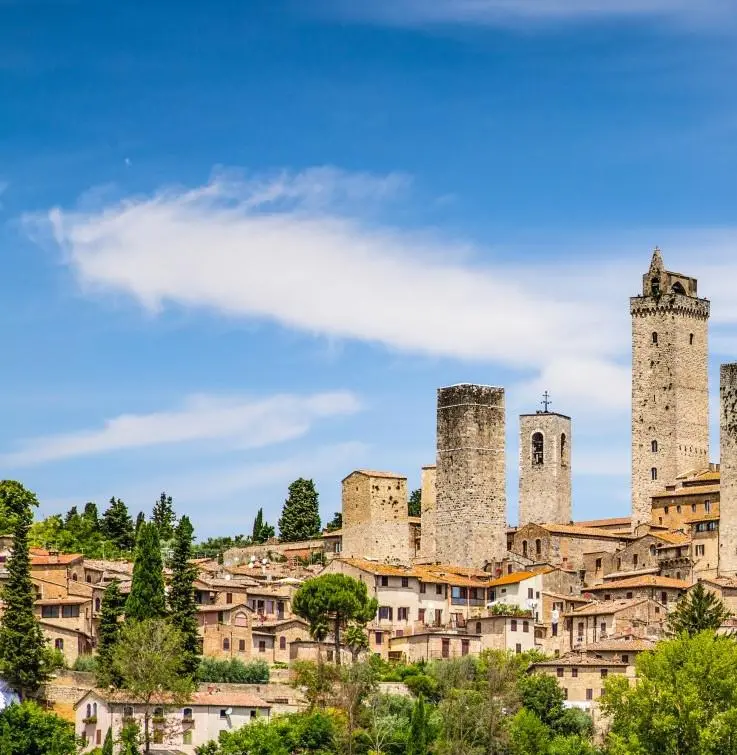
[419,465,437,558]
[630,257,710,532]
[435,384,507,567]
[720,364,737,575]
[518,412,572,525]
[341,472,411,563]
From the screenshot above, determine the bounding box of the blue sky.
[2,0,737,538]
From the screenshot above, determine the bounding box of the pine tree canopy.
[408,489,422,517]
[151,491,176,541]
[667,582,732,637]
[126,522,167,622]
[101,497,135,552]
[0,481,52,699]
[168,516,200,679]
[278,478,322,543]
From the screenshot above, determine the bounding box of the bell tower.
[630,248,710,532]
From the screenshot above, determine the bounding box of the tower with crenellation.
[630,248,710,532]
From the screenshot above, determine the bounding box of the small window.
[633,554,638,567]
[380,576,389,587]
[220,709,228,719]
[153,707,163,718]
[560,433,567,465]
[601,668,608,678]
[556,667,564,678]
[664,506,669,514]
[677,505,681,513]
[528,588,534,600]
[532,433,544,465]
[226,592,233,604]
[398,607,409,621]
[705,501,711,513]
[419,582,426,594]
[401,577,409,588]
[651,467,658,481]
[94,598,101,612]
[461,639,470,656]
[626,592,633,599]
[595,558,602,569]
[475,621,482,634]
[535,539,542,556]
[690,333,694,345]
[259,640,266,653]
[572,668,578,678]
[375,632,383,645]
[238,639,246,651]
[522,621,529,633]
[652,332,658,345]
[510,620,517,632]
[250,710,257,719]
[72,573,78,581]
[418,608,426,623]
[586,688,593,701]
[123,706,133,719]
[692,503,697,512]
[515,643,522,654]
[604,594,611,601]
[436,584,443,595]
[522,540,528,557]
[622,654,629,664]
[62,605,80,619]
[279,636,286,650]
[182,708,193,720]
[54,638,64,650]
[651,440,658,453]
[223,638,230,651]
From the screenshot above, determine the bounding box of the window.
[183,708,193,720]
[522,540,528,557]
[96,730,102,745]
[280,636,287,650]
[94,598,101,612]
[528,588,534,600]
[696,544,705,557]
[604,594,611,601]
[523,621,529,633]
[633,554,638,567]
[690,333,694,345]
[664,506,669,514]
[381,576,389,587]
[626,592,633,599]
[71,573,78,582]
[475,621,482,634]
[510,619,518,631]
[595,558,602,569]
[661,592,668,605]
[532,433,544,465]
[183,731,193,745]
[651,467,658,481]
[515,643,522,654]
[226,592,233,604]
[398,607,409,622]
[572,668,578,678]
[378,606,393,621]
[652,332,658,345]
[41,606,59,619]
[586,689,593,701]
[436,584,443,595]
[239,639,246,651]
[652,440,658,452]
[419,609,426,623]
[223,638,230,651]
[259,640,266,653]
[153,707,163,718]
[375,632,383,645]
[327,650,334,662]
[600,622,606,634]
[217,611,224,625]
[601,668,608,678]
[692,503,697,513]
[441,639,450,659]
[435,609,443,625]
[557,667,564,678]
[420,582,426,594]
[622,655,629,664]
[62,605,80,618]
[86,704,91,718]
[705,501,711,513]
[560,433,568,465]
[220,709,228,719]
[577,622,584,637]
[535,539,542,557]
[251,710,257,719]
[401,577,409,588]
[54,638,64,650]
[461,639,470,656]
[123,706,133,719]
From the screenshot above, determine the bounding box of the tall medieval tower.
[518,407,572,525]
[435,384,507,567]
[719,364,737,575]
[630,249,710,532]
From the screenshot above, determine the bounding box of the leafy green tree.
[126,522,167,622]
[167,516,200,678]
[408,489,421,517]
[151,492,176,541]
[101,497,135,552]
[192,534,249,560]
[0,481,55,699]
[83,502,99,526]
[119,722,141,755]
[667,582,732,636]
[113,619,195,753]
[96,579,125,688]
[0,701,78,755]
[293,573,378,665]
[344,624,369,663]
[64,506,78,527]
[292,660,341,710]
[278,478,322,542]
[518,673,566,730]
[325,512,342,533]
[407,694,430,755]
[509,709,550,755]
[197,657,270,683]
[601,630,737,754]
[101,726,114,755]
[548,735,598,755]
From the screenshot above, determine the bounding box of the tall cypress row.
[125,522,167,622]
[0,481,51,699]
[96,579,125,688]
[167,516,200,678]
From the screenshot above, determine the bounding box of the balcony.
[451,597,486,607]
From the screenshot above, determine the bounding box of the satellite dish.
[261,558,269,565]
[225,707,233,716]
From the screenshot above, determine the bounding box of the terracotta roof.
[343,470,406,481]
[698,576,737,588]
[35,597,89,606]
[652,484,720,499]
[486,569,550,588]
[415,567,490,588]
[588,575,689,591]
[602,567,661,581]
[322,529,343,537]
[31,554,84,566]
[565,598,651,616]
[653,532,691,545]
[39,620,92,637]
[574,517,631,528]
[197,603,250,613]
[79,687,269,709]
[538,523,633,540]
[532,653,627,667]
[585,638,656,652]
[685,513,720,523]
[542,591,592,603]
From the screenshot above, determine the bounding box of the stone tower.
[419,464,437,558]
[435,384,507,567]
[341,470,411,563]
[720,365,737,575]
[630,249,710,532]
[518,408,572,526]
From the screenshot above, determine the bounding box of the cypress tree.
[135,511,145,540]
[168,516,200,678]
[101,497,135,552]
[0,481,51,699]
[252,508,264,542]
[407,694,429,755]
[101,726,114,755]
[96,580,125,688]
[151,492,176,541]
[278,478,322,543]
[126,522,167,622]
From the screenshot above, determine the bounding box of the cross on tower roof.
[541,391,552,413]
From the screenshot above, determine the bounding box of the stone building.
[518,410,572,525]
[419,464,437,558]
[720,363,737,575]
[630,249,710,532]
[435,384,507,568]
[340,470,411,563]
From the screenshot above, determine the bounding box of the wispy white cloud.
[0,390,361,467]
[329,0,734,28]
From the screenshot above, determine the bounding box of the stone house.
[387,632,481,663]
[695,576,737,614]
[584,575,688,607]
[563,598,666,651]
[250,618,309,664]
[469,614,536,655]
[39,621,93,667]
[198,603,252,660]
[650,468,720,530]
[582,637,656,665]
[687,513,719,579]
[76,687,270,753]
[194,577,253,608]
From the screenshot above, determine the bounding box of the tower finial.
[541,391,552,413]
[650,246,663,269]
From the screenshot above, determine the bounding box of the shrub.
[404,674,440,703]
[73,655,97,673]
[197,657,270,684]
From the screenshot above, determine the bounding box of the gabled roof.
[652,484,720,499]
[587,575,689,591]
[342,470,406,481]
[31,554,84,566]
[565,598,654,616]
[197,602,251,613]
[486,569,552,588]
[532,523,634,540]
[585,638,656,652]
[532,652,627,667]
[76,687,269,709]
[653,532,691,545]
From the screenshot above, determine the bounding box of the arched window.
[475,621,482,634]
[93,703,97,716]
[71,573,78,581]
[522,540,528,557]
[560,434,567,466]
[123,706,133,719]
[54,638,64,650]
[689,333,694,345]
[532,433,544,465]
[223,638,230,651]
[651,278,660,296]
[94,598,101,612]
[651,467,658,481]
[86,704,91,718]
[279,636,287,650]
[672,282,686,294]
[652,332,658,345]
[535,539,542,557]
[651,440,658,453]
[182,708,193,720]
